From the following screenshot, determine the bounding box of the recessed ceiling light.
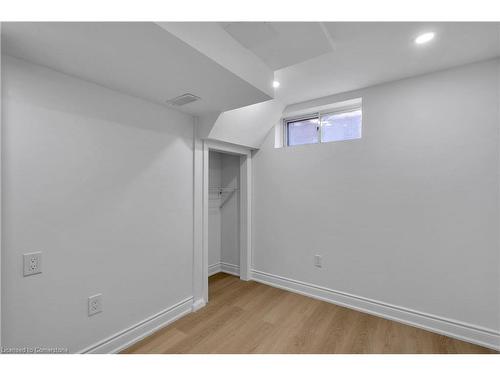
[415,32,435,45]
[272,80,280,88]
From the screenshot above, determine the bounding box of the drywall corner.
[208,100,285,149]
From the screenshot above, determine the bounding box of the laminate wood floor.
[122,273,497,354]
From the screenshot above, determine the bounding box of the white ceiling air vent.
[167,93,201,106]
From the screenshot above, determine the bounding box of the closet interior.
[208,151,241,278]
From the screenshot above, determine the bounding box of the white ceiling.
[220,22,334,70]
[270,22,500,104]
[2,22,499,121]
[1,22,272,115]
[158,22,274,98]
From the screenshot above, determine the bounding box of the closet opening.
[208,150,241,281]
[199,140,252,306]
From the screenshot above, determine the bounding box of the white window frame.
[283,113,320,147]
[283,102,362,147]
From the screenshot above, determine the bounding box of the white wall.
[1,56,195,352]
[252,60,500,336]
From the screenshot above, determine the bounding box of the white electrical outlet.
[314,254,322,268]
[88,294,103,316]
[23,251,42,276]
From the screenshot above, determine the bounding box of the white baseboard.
[208,262,222,276]
[79,297,193,354]
[192,298,206,312]
[251,269,500,351]
[221,262,240,276]
[209,262,240,277]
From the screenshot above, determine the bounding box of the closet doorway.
[208,150,241,278]
[199,140,252,305]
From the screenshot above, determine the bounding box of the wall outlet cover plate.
[23,251,42,276]
[88,294,103,316]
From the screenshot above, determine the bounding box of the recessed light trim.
[415,32,435,45]
[272,80,280,88]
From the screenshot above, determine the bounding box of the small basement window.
[283,102,362,147]
[286,117,320,146]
